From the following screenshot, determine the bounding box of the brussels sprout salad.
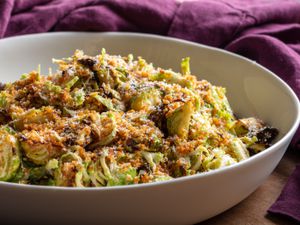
[0,49,278,187]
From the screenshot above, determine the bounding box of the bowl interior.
[0,32,298,142]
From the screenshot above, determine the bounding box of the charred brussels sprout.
[232,118,278,153]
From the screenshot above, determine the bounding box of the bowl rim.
[0,31,299,191]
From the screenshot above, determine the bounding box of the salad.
[0,49,278,187]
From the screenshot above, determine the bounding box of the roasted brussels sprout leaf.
[130,88,161,112]
[0,129,20,181]
[167,101,194,138]
[181,57,190,76]
[231,118,278,153]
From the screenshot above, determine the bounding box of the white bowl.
[0,32,299,225]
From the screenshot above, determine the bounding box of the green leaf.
[108,167,137,186]
[181,57,190,75]
[73,88,85,106]
[65,76,79,90]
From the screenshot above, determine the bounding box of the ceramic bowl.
[0,32,299,225]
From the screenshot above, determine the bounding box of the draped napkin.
[0,0,300,222]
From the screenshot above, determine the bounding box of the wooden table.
[199,149,300,225]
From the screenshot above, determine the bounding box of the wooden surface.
[198,149,300,225]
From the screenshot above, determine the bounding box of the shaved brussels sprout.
[172,156,192,177]
[240,136,258,147]
[21,141,62,165]
[107,166,137,186]
[149,134,163,151]
[91,92,115,111]
[130,88,161,112]
[0,129,20,181]
[167,101,194,138]
[21,142,48,165]
[181,57,190,75]
[232,117,264,137]
[134,57,155,73]
[4,125,16,135]
[190,145,209,171]
[46,158,59,171]
[99,148,112,180]
[14,106,58,130]
[20,129,64,165]
[45,81,62,93]
[73,88,85,106]
[153,174,173,182]
[90,148,137,187]
[87,112,117,149]
[202,148,237,171]
[10,166,27,184]
[114,68,129,84]
[65,76,79,90]
[229,138,249,161]
[75,167,90,187]
[28,167,48,184]
[0,91,10,109]
[211,86,234,123]
[54,152,89,187]
[100,48,106,65]
[20,73,29,79]
[189,112,212,140]
[150,70,192,88]
[87,160,106,187]
[141,151,164,171]
[102,83,121,100]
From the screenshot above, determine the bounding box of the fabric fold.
[0,0,13,37]
[0,0,299,222]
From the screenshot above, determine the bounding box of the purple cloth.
[0,0,300,222]
[268,164,300,222]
